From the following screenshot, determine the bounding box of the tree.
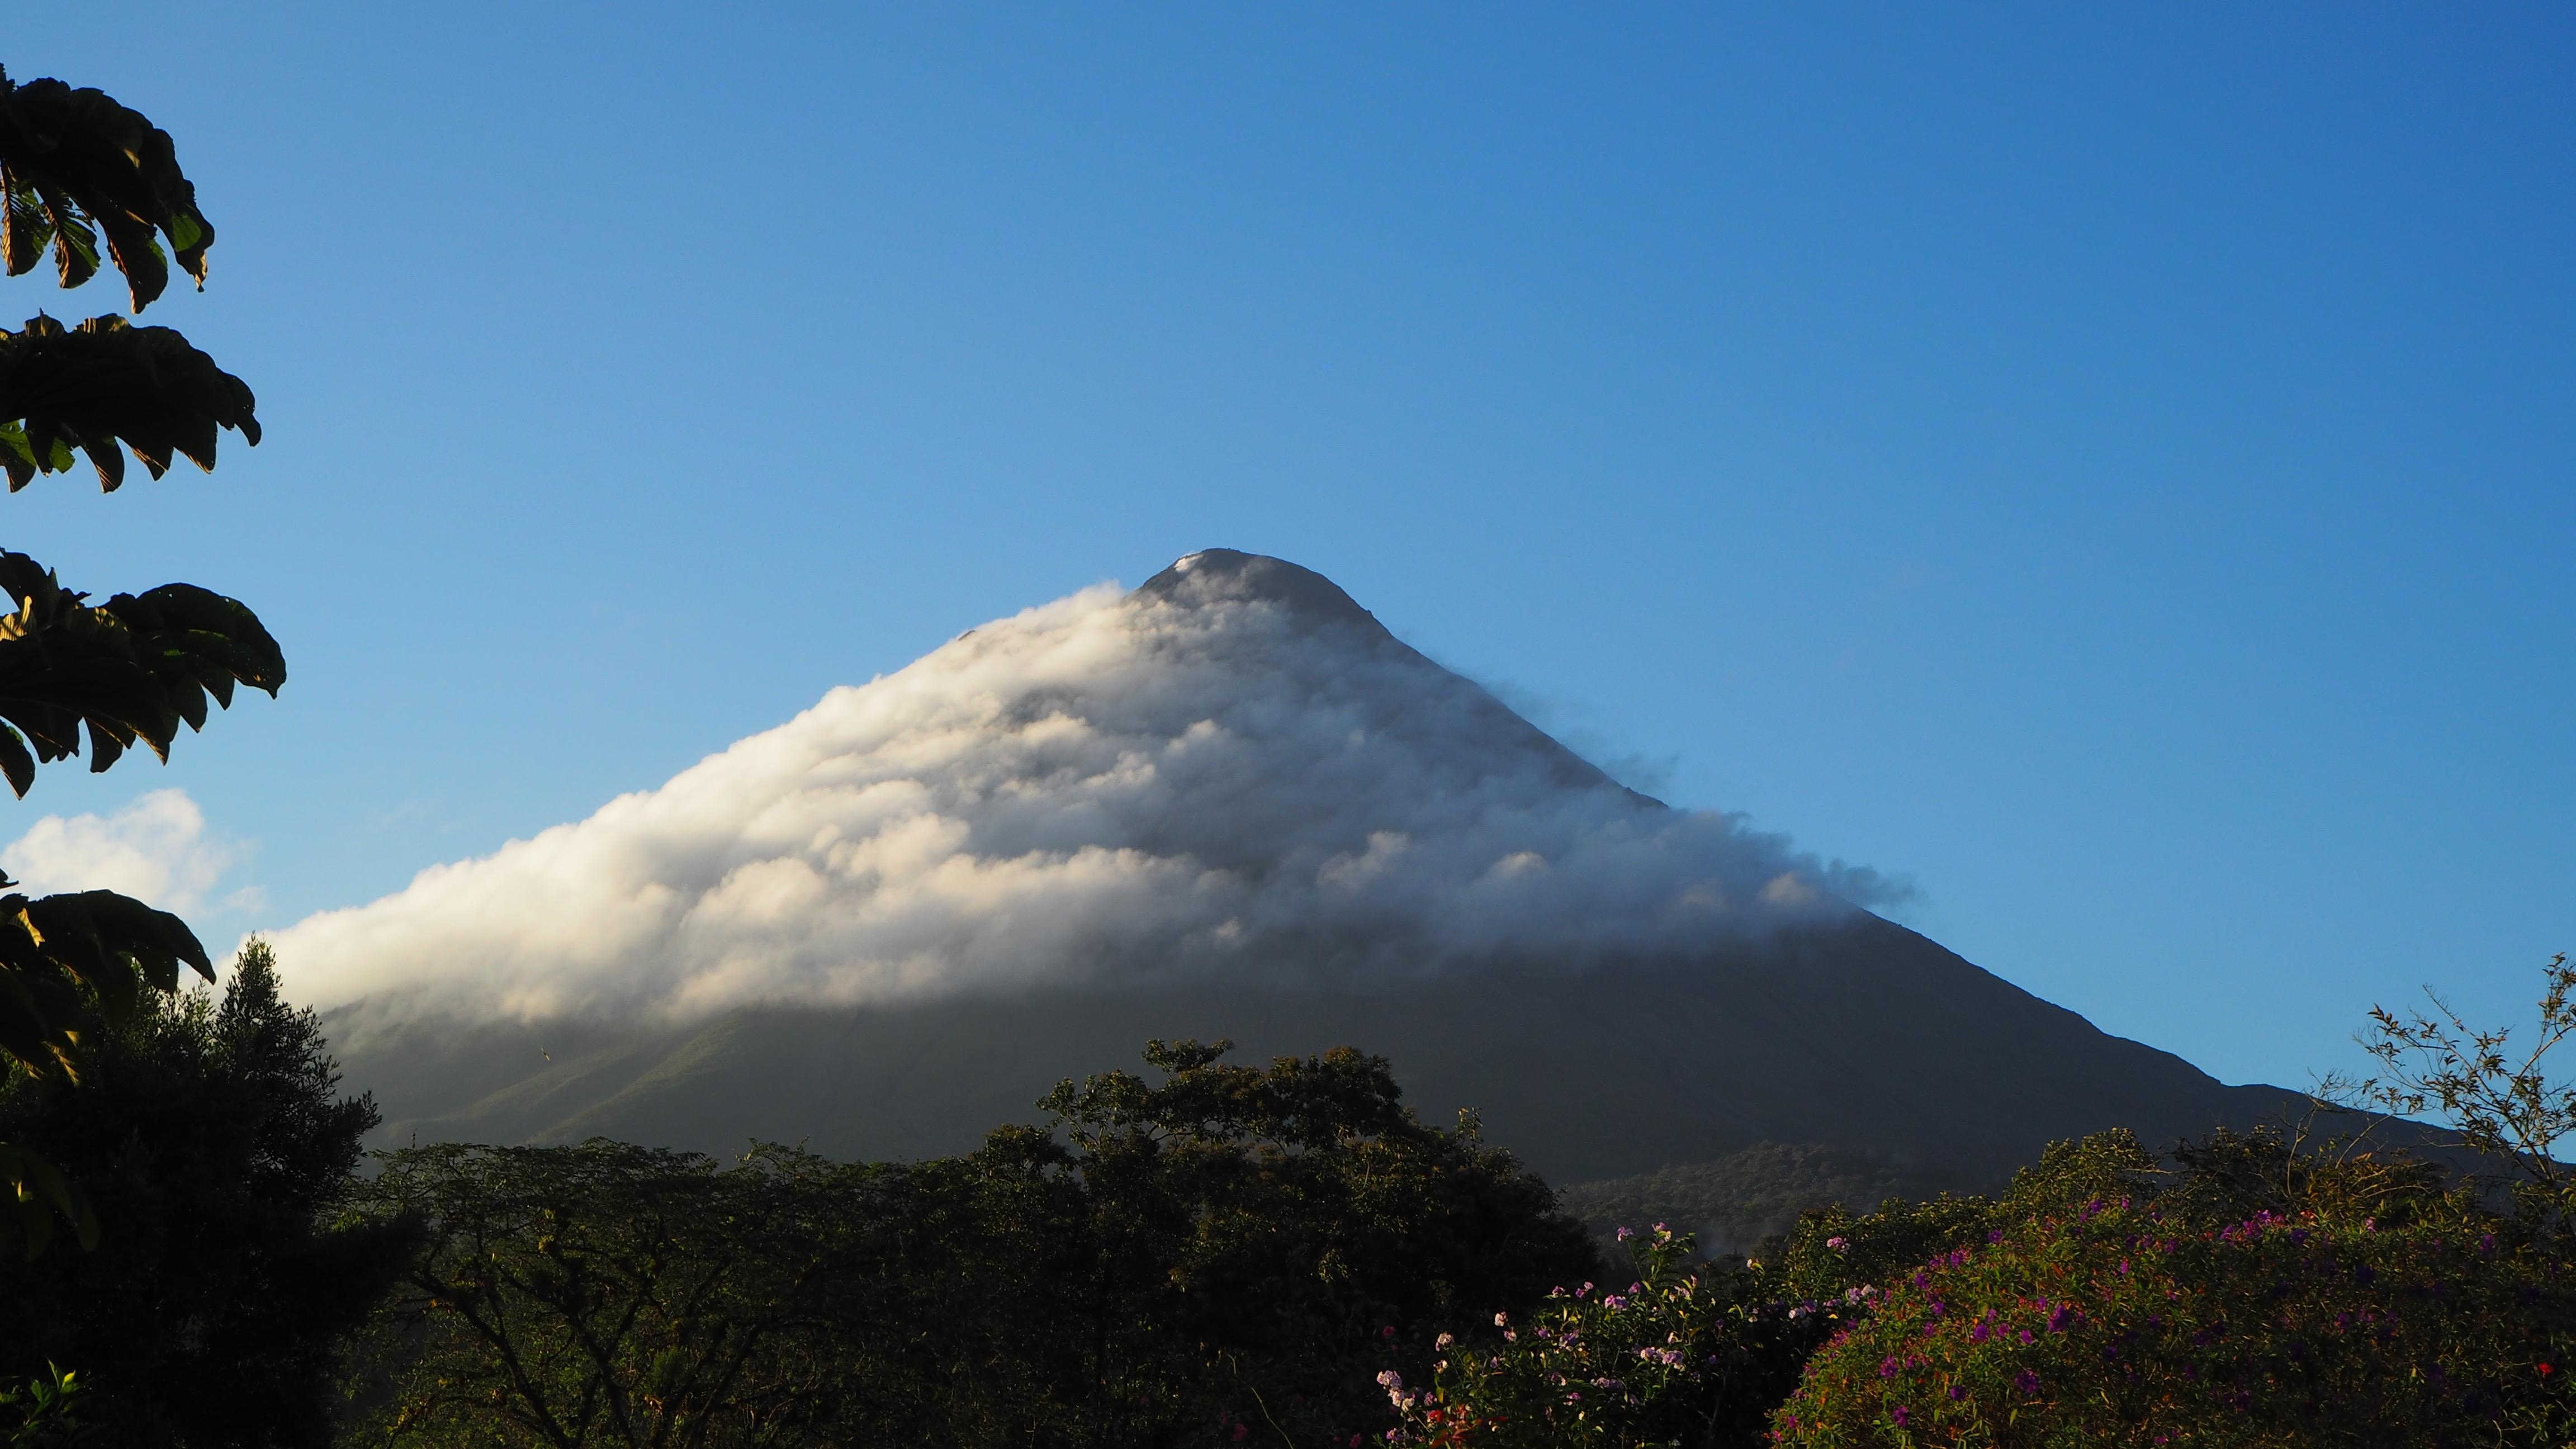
[0,940,412,1447]
[2318,951,2576,1216]
[986,1038,1600,1445]
[0,62,284,1252]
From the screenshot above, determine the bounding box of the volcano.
[293,551,2297,1188]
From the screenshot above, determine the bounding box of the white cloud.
[273,552,1892,1024]
[2,788,241,912]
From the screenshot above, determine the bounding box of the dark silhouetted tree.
[0,940,410,1447]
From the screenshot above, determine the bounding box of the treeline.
[11,944,2576,1447]
[0,955,1598,1446]
[342,1040,1591,1447]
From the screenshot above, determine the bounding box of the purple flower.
[1617,1226,1635,1240]
[2013,1368,2040,1396]
[1892,1405,1911,1427]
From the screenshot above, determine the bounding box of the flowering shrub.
[1377,1224,1837,1447]
[1772,1196,2576,1447]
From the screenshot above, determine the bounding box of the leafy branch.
[2316,952,2576,1199]
[0,312,258,491]
[0,65,214,313]
[0,548,284,794]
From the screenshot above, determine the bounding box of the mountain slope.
[332,912,2296,1184]
[305,550,2300,1186]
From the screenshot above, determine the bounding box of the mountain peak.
[1133,550,1385,633]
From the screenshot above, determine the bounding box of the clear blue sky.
[2,4,2569,1092]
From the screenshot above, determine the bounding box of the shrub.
[1376,1222,1826,1448]
[1772,1194,2576,1447]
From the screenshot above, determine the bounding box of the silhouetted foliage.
[2321,951,2576,1215]
[0,312,258,491]
[349,1040,1598,1448]
[0,941,409,1447]
[0,58,281,1253]
[0,67,214,311]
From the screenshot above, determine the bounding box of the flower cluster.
[1772,1196,2576,1446]
[1376,1223,1842,1447]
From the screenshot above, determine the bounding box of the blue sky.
[1,5,2569,1092]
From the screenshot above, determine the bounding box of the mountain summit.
[1133,547,1389,631]
[291,552,2293,1183]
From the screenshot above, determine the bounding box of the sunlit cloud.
[2,788,244,913]
[273,552,1896,1025]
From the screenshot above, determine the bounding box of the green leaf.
[0,314,259,491]
[0,74,219,306]
[0,724,32,798]
[0,1143,97,1256]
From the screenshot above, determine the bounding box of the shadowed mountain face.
[311,550,2299,1186]
[332,913,2295,1185]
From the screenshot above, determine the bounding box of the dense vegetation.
[0,943,408,1446]
[7,970,2570,1448]
[1385,1128,2576,1447]
[0,55,305,1446]
[343,1040,1593,1448]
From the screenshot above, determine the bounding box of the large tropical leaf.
[0,1140,97,1258]
[0,312,258,491]
[0,550,283,795]
[0,66,214,312]
[0,884,211,1080]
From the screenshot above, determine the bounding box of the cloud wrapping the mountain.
[273,555,1889,1023]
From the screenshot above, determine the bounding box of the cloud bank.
[273,552,1892,1023]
